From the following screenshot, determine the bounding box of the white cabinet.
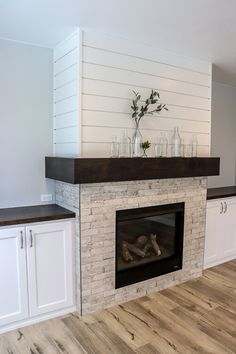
[27,222,73,316]
[0,220,74,330]
[0,227,28,326]
[204,198,236,269]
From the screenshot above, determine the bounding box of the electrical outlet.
[41,194,53,202]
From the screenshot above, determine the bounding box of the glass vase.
[132,124,143,157]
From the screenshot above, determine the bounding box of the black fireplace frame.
[115,202,185,288]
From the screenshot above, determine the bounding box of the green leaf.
[131,89,168,121]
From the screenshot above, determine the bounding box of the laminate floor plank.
[168,289,236,338]
[136,299,229,354]
[182,277,236,311]
[164,283,218,311]
[0,260,235,354]
[135,343,161,354]
[111,303,179,354]
[93,308,149,350]
[38,316,87,354]
[171,306,236,353]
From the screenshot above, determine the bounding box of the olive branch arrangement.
[131,89,168,126]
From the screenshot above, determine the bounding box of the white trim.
[78,29,83,156]
[209,62,212,156]
[204,254,236,270]
[0,306,76,335]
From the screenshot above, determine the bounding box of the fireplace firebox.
[116,202,185,288]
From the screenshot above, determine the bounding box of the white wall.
[53,29,212,157]
[81,30,212,157]
[0,39,54,208]
[208,82,236,188]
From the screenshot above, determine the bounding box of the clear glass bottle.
[110,135,120,158]
[120,130,131,157]
[191,135,198,157]
[181,138,185,157]
[154,139,161,157]
[171,126,181,157]
[160,132,168,157]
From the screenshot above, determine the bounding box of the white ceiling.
[1,0,236,85]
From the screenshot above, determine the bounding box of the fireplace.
[116,202,185,288]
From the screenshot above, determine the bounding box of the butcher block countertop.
[0,204,75,227]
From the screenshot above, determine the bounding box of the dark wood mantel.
[45,157,220,184]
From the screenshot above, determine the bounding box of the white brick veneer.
[56,177,207,315]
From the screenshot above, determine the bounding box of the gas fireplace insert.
[116,202,185,288]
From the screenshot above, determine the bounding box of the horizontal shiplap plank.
[54,126,78,144]
[81,142,210,158]
[54,31,79,62]
[83,63,210,98]
[54,111,78,129]
[54,80,77,103]
[82,94,210,122]
[54,96,78,116]
[82,126,209,146]
[54,142,79,156]
[82,111,210,134]
[83,78,210,110]
[53,29,80,157]
[54,65,78,89]
[83,30,210,75]
[83,46,210,87]
[54,49,78,76]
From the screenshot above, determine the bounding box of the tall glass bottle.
[160,132,168,157]
[155,138,161,157]
[110,135,120,158]
[191,135,198,157]
[171,127,181,157]
[120,130,131,157]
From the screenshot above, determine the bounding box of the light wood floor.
[0,260,235,354]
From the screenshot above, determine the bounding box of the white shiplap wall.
[81,30,211,157]
[54,29,212,157]
[53,30,81,156]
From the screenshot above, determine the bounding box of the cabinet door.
[222,199,236,259]
[0,227,28,326]
[204,201,223,268]
[26,221,74,317]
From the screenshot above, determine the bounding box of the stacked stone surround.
[56,177,207,315]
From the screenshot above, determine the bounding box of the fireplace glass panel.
[116,203,184,288]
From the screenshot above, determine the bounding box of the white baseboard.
[0,306,77,335]
[204,254,236,270]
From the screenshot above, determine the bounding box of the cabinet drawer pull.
[20,231,24,249]
[224,202,228,213]
[29,230,33,247]
[220,202,223,214]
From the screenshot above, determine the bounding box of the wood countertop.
[0,204,75,227]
